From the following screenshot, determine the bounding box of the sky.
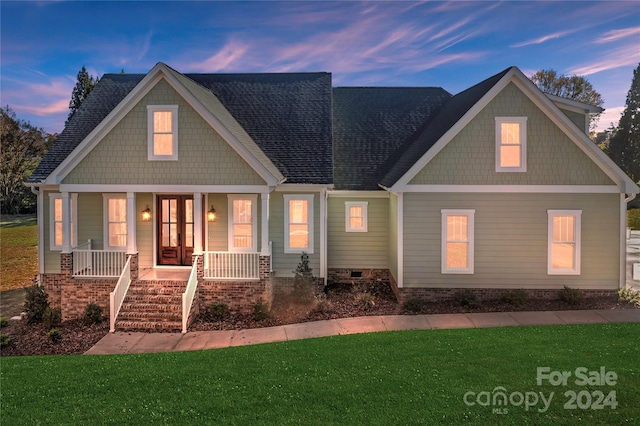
[1,1,639,135]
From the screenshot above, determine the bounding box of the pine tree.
[608,64,640,183]
[67,66,97,123]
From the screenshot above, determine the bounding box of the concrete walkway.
[85,309,640,355]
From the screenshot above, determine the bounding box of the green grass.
[0,214,38,291]
[3,324,639,425]
[628,208,640,230]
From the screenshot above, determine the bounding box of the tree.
[0,106,53,214]
[67,66,97,123]
[530,69,604,130]
[608,64,640,183]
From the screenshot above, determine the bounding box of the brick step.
[125,293,183,303]
[115,320,182,332]
[120,302,182,314]
[117,311,182,322]
[127,286,186,296]
[135,280,189,288]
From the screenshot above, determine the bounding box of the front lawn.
[0,215,37,291]
[2,324,639,424]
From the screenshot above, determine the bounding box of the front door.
[157,195,194,266]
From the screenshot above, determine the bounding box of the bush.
[293,252,315,301]
[0,333,10,348]
[402,298,424,314]
[24,286,49,324]
[558,286,583,305]
[252,304,270,321]
[208,303,230,321]
[0,317,8,328]
[453,291,479,308]
[48,329,62,343]
[618,288,640,307]
[355,292,375,311]
[500,289,528,306]
[628,209,640,230]
[83,303,103,325]
[43,307,62,330]
[311,294,333,315]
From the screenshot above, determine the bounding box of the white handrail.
[109,256,132,333]
[205,251,260,279]
[73,249,126,277]
[182,258,199,333]
[73,239,92,250]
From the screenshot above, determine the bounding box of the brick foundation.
[327,268,391,286]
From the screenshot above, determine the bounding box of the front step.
[115,279,187,332]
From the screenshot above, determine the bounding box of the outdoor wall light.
[207,206,217,222]
[141,206,152,222]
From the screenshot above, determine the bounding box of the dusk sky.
[1,1,638,134]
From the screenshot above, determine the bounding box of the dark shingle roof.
[332,87,451,190]
[380,67,513,188]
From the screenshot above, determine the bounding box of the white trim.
[495,117,527,172]
[328,190,389,198]
[37,190,44,273]
[620,194,626,289]
[441,209,475,274]
[260,193,270,255]
[103,194,128,251]
[396,193,404,288]
[227,194,258,253]
[320,188,327,280]
[49,193,77,251]
[147,105,179,161]
[276,184,329,192]
[402,185,620,193]
[547,209,582,275]
[126,192,137,254]
[345,201,368,232]
[59,184,271,193]
[284,194,314,254]
[546,93,604,114]
[193,192,203,255]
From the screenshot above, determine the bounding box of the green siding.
[409,83,614,186]
[388,193,398,280]
[269,192,321,277]
[76,193,103,250]
[43,191,60,273]
[327,197,388,269]
[560,107,587,133]
[136,193,154,269]
[205,193,262,252]
[403,192,620,289]
[63,79,266,185]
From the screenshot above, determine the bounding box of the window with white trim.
[548,210,581,275]
[49,193,77,250]
[496,117,527,172]
[147,105,178,160]
[284,194,314,253]
[227,194,257,252]
[103,195,127,250]
[345,201,368,232]
[441,209,475,274]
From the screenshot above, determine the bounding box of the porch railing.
[182,259,199,333]
[205,251,260,280]
[73,249,127,277]
[109,255,132,333]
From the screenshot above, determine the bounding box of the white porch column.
[61,192,71,253]
[261,193,270,255]
[126,192,137,254]
[193,192,203,255]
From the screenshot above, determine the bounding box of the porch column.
[261,193,270,255]
[193,192,203,255]
[126,192,137,254]
[61,192,71,253]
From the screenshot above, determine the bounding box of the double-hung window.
[548,210,581,275]
[49,193,77,250]
[147,105,178,160]
[103,195,127,250]
[284,194,314,253]
[228,195,257,252]
[345,202,368,232]
[441,209,475,274]
[496,117,527,172]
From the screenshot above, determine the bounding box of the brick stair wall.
[115,280,187,332]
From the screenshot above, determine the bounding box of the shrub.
[48,329,62,343]
[0,317,8,328]
[453,291,479,308]
[355,292,375,311]
[208,303,230,321]
[43,307,62,330]
[252,304,270,321]
[83,303,103,325]
[628,209,640,230]
[402,298,424,314]
[311,294,333,315]
[558,286,583,305]
[24,286,49,324]
[293,252,315,301]
[618,288,640,307]
[500,289,528,306]
[0,333,10,348]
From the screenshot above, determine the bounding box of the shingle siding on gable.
[560,107,588,133]
[408,83,614,186]
[62,79,266,186]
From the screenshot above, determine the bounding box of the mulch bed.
[2,281,636,357]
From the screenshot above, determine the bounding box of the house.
[26,63,639,332]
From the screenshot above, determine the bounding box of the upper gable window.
[496,117,527,172]
[147,105,178,160]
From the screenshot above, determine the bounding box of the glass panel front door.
[157,195,194,266]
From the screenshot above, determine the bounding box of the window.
[147,105,178,160]
[284,194,314,253]
[548,210,581,275]
[103,195,127,250]
[441,209,475,274]
[496,117,527,172]
[228,195,257,252]
[345,202,368,232]
[49,193,77,250]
